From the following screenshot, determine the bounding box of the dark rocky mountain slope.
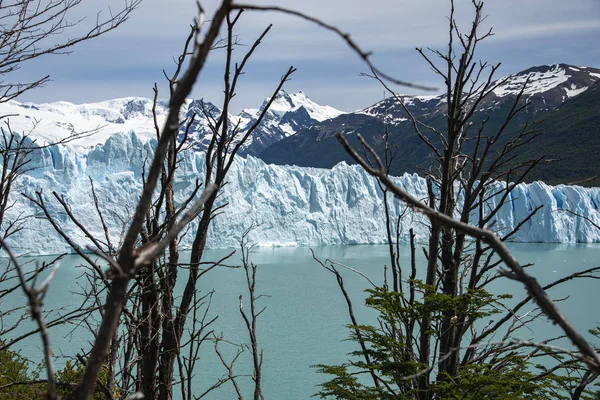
[259,64,600,184]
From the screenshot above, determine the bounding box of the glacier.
[5,131,600,256]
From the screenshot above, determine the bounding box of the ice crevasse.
[7,132,600,255]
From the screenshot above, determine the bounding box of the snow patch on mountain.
[493,65,570,97]
[355,94,446,124]
[564,84,588,98]
[492,64,600,99]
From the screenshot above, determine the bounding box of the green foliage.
[55,360,84,399]
[433,361,560,400]
[55,360,117,400]
[363,283,508,340]
[0,346,45,398]
[316,365,388,400]
[0,345,116,399]
[315,288,596,399]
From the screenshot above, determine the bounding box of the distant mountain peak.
[355,63,600,125]
[234,90,342,155]
[258,90,342,122]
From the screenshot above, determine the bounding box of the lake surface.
[2,243,600,399]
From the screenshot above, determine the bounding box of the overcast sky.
[11,0,600,113]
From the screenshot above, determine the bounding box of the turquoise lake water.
[2,243,600,399]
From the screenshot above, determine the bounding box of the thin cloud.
[490,19,600,41]
[8,0,600,113]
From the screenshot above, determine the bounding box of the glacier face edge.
[6,132,600,256]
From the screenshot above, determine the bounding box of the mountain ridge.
[1,89,342,157]
[259,63,600,184]
[1,63,599,185]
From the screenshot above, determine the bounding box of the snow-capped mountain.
[240,90,342,156]
[0,90,341,156]
[355,64,600,124]
[491,64,600,106]
[259,64,600,181]
[0,97,168,148]
[179,90,341,156]
[6,131,600,255]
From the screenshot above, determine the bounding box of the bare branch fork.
[337,132,600,372]
[230,3,436,91]
[238,225,265,400]
[312,250,383,390]
[156,10,296,397]
[68,1,235,397]
[0,238,59,399]
[0,0,142,102]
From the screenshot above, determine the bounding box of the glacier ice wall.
[7,132,600,255]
